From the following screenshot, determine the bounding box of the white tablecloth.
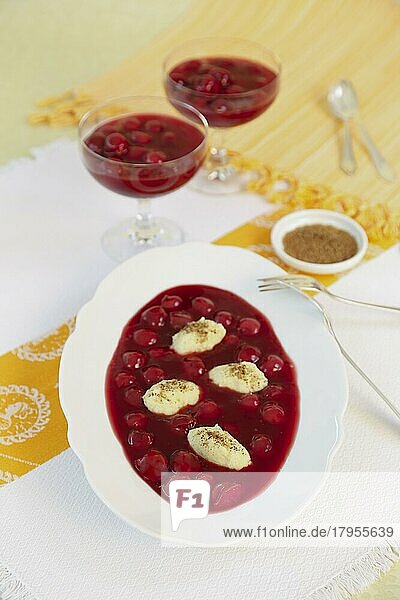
[0,139,266,354]
[0,140,399,600]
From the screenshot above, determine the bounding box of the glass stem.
[209,129,228,165]
[133,198,156,241]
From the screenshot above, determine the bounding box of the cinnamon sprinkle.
[180,317,217,343]
[196,428,238,452]
[283,224,358,264]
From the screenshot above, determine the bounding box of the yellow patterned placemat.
[0,160,398,485]
[0,320,75,483]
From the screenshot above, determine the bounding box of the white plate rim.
[59,242,348,544]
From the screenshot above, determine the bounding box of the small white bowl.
[271,209,368,275]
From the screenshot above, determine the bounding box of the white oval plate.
[59,242,348,543]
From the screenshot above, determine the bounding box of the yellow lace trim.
[28,90,94,127]
[231,154,400,245]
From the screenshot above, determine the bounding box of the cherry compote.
[83,113,205,197]
[106,285,299,512]
[165,56,279,127]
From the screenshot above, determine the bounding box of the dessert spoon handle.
[357,122,396,182]
[340,120,357,175]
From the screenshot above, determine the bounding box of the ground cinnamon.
[283,224,358,264]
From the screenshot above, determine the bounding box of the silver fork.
[258,279,400,422]
[258,275,400,313]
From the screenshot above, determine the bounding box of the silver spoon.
[328,80,358,175]
[329,80,396,181]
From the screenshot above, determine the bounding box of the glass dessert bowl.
[79,96,208,261]
[163,38,280,194]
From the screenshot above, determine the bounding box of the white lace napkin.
[0,140,399,599]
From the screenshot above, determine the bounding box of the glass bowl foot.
[101,217,184,262]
